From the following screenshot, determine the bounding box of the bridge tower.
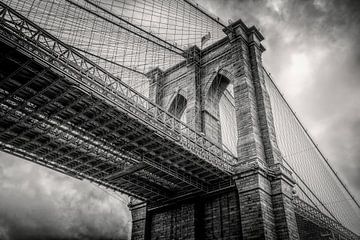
[129,19,300,240]
[0,1,358,238]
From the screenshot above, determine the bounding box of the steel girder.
[0,2,236,203]
[293,197,359,240]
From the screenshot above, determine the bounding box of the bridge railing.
[0,2,237,173]
[293,197,360,240]
[264,67,360,234]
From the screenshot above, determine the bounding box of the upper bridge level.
[0,1,238,203]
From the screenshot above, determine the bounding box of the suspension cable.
[264,67,360,211]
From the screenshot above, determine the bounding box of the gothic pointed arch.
[168,93,187,121]
[203,68,236,97]
[203,71,237,155]
[206,74,230,102]
[203,72,230,144]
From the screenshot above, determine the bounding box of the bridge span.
[0,1,359,239]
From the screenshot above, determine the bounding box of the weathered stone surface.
[129,202,148,240]
[150,203,196,240]
[146,190,242,240]
[127,17,333,240]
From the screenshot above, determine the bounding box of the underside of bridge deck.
[1,2,359,240]
[0,41,234,204]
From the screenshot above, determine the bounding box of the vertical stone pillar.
[184,45,202,132]
[225,19,275,239]
[271,164,300,239]
[234,166,276,239]
[150,203,196,240]
[146,67,163,104]
[247,26,300,240]
[247,26,282,166]
[129,201,148,240]
[225,19,299,239]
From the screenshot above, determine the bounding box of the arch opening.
[219,83,237,156]
[168,94,187,123]
[205,74,237,156]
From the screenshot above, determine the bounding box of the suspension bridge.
[0,0,359,239]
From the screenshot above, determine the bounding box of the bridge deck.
[0,3,235,202]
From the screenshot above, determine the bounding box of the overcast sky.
[1,0,360,239]
[199,0,360,200]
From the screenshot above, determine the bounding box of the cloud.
[0,153,131,240]
[0,220,10,240]
[1,0,360,238]
[200,0,360,200]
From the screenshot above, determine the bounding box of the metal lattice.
[264,69,360,235]
[0,1,236,203]
[3,0,226,96]
[0,0,359,237]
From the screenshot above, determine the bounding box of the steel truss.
[0,2,235,202]
[0,1,235,171]
[293,197,359,240]
[0,2,358,237]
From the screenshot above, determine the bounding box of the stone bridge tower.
[130,19,300,240]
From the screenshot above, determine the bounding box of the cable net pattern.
[220,84,237,156]
[264,70,360,234]
[4,0,226,97]
[2,0,359,235]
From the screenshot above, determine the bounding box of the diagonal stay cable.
[72,45,147,77]
[64,0,184,56]
[263,67,360,211]
[281,156,339,222]
[182,0,228,29]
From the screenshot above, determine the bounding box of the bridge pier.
[128,18,301,240]
[270,165,300,239]
[129,201,148,240]
[129,172,299,240]
[233,164,299,240]
[0,2,358,239]
[229,19,300,240]
[0,3,358,237]
[130,189,242,240]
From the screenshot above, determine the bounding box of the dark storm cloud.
[0,154,130,240]
[200,0,360,199]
